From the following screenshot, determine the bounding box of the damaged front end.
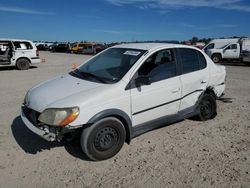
[21,106,81,142]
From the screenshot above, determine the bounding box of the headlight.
[38,107,79,126]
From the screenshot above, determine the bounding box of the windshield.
[204,43,214,50]
[74,48,146,83]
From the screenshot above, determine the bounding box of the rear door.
[177,48,209,111]
[0,40,12,65]
[130,48,182,126]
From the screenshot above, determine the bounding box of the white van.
[206,38,250,63]
[0,39,41,70]
[203,38,240,53]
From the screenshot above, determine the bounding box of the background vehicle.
[94,44,106,54]
[206,38,250,64]
[51,43,70,53]
[36,44,49,51]
[194,42,205,49]
[0,39,40,70]
[80,43,96,54]
[80,43,107,54]
[69,42,96,54]
[35,42,54,51]
[203,38,240,54]
[21,43,226,160]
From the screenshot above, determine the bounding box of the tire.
[80,117,126,161]
[197,93,217,121]
[16,59,30,70]
[211,54,221,64]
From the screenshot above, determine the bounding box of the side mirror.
[135,76,151,87]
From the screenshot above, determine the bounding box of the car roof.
[112,43,193,52]
[0,38,33,42]
[210,38,239,42]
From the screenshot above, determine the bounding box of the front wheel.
[211,54,221,64]
[197,93,217,121]
[80,117,126,161]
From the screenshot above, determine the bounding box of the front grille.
[22,106,41,127]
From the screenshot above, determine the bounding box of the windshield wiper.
[76,70,107,83]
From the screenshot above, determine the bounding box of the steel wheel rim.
[213,57,219,63]
[94,127,119,151]
[200,99,212,119]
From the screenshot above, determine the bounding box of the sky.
[0,0,250,42]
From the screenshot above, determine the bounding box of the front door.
[223,43,240,59]
[130,49,182,126]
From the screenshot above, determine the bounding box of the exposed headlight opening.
[38,107,79,126]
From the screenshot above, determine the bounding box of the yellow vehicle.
[69,42,96,54]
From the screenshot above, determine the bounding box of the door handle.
[201,80,207,84]
[172,88,180,93]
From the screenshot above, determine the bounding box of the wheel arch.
[211,53,222,57]
[197,88,217,120]
[87,109,133,144]
[204,87,217,99]
[195,87,217,111]
[16,57,31,64]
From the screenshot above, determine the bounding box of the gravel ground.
[0,51,249,188]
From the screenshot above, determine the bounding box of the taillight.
[36,49,39,57]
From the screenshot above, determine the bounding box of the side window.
[179,48,200,74]
[137,49,177,83]
[24,42,33,49]
[197,51,207,69]
[13,42,21,49]
[13,41,33,50]
[231,44,237,49]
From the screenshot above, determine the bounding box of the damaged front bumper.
[21,107,57,141]
[21,106,81,142]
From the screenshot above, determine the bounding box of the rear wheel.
[211,54,221,64]
[197,93,217,121]
[80,117,126,161]
[16,59,30,70]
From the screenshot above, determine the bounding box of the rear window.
[179,48,200,74]
[13,41,33,50]
[197,51,207,69]
[179,48,207,74]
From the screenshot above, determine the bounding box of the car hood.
[25,73,105,112]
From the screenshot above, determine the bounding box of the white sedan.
[21,43,226,160]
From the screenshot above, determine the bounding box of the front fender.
[87,109,133,144]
